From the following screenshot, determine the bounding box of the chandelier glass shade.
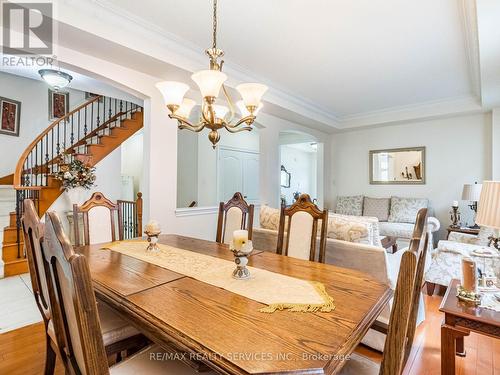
[156,0,267,148]
[38,69,73,90]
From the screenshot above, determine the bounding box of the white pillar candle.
[232,229,248,250]
[452,200,459,208]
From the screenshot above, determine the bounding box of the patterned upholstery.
[335,195,364,216]
[388,196,428,223]
[425,232,500,287]
[260,205,281,231]
[363,197,390,222]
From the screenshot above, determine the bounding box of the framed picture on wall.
[0,96,21,137]
[48,89,69,120]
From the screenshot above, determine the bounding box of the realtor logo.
[2,2,53,55]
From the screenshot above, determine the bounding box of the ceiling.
[98,0,482,119]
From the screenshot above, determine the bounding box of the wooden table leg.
[441,323,470,375]
[456,336,466,357]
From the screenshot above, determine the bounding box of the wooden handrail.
[13,95,103,187]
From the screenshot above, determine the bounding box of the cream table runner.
[103,241,334,313]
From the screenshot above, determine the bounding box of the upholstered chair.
[276,194,328,263]
[340,208,429,375]
[41,210,215,375]
[22,199,145,375]
[73,192,123,246]
[216,192,254,245]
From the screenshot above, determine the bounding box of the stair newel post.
[137,192,143,237]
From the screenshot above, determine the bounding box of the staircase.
[0,95,143,277]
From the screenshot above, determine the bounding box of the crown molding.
[337,95,483,129]
[59,0,486,132]
[60,0,340,128]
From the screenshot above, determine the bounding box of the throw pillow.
[363,197,390,222]
[328,213,382,247]
[326,215,370,244]
[335,195,364,216]
[388,196,428,224]
[259,205,281,231]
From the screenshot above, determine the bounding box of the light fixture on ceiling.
[38,69,73,90]
[155,0,268,148]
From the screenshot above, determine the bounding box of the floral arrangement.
[54,157,96,191]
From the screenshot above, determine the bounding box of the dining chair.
[41,210,215,375]
[22,200,146,375]
[340,208,429,375]
[216,192,254,244]
[276,193,328,263]
[73,191,123,246]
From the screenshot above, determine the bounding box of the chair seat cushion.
[110,344,216,374]
[47,301,139,347]
[339,353,380,375]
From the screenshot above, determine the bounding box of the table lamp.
[462,182,483,228]
[475,181,500,251]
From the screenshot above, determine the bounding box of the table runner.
[102,240,334,313]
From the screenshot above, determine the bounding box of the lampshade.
[213,104,229,119]
[476,181,500,229]
[155,81,190,107]
[237,100,263,116]
[462,183,483,201]
[176,98,196,118]
[38,69,73,90]
[191,70,227,98]
[236,83,268,107]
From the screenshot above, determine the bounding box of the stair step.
[2,242,24,263]
[4,258,28,277]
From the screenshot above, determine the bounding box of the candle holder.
[450,206,461,228]
[229,241,253,279]
[145,230,161,254]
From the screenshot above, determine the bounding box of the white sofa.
[252,222,434,352]
[335,195,440,246]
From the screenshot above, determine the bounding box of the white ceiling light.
[38,69,73,90]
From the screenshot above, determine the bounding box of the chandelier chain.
[212,0,218,49]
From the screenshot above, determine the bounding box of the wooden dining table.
[76,234,391,375]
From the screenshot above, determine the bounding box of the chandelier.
[156,0,268,148]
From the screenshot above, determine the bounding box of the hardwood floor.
[0,294,498,374]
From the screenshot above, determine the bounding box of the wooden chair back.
[380,208,428,375]
[276,194,328,263]
[216,192,254,244]
[42,210,110,375]
[73,192,123,246]
[21,199,51,324]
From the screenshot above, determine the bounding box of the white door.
[218,148,259,205]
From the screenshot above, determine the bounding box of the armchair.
[425,226,498,294]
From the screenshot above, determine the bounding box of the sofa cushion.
[388,196,428,223]
[259,205,281,231]
[378,221,414,239]
[335,195,364,216]
[326,215,370,243]
[363,197,390,222]
[329,213,382,247]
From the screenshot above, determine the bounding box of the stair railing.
[117,192,143,240]
[12,94,143,257]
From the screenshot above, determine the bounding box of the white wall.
[280,145,317,204]
[331,113,492,239]
[0,72,86,176]
[121,131,144,195]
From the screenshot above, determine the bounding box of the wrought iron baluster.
[45,134,49,186]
